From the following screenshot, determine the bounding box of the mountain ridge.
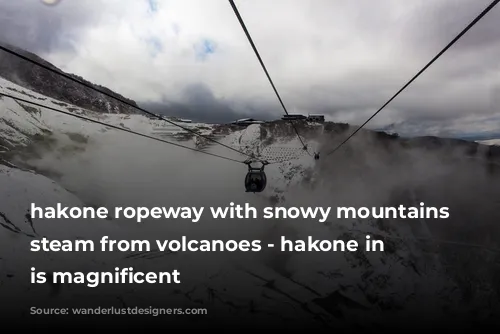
[0,43,139,114]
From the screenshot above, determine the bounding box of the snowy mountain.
[0,43,138,114]
[478,138,500,146]
[1,61,500,329]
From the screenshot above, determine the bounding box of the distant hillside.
[478,139,500,146]
[0,43,138,114]
[456,132,500,141]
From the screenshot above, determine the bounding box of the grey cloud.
[142,83,277,123]
[0,0,499,137]
[0,0,104,53]
[407,0,500,52]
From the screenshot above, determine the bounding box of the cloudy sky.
[0,0,499,137]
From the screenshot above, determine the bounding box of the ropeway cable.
[325,0,500,156]
[0,92,245,164]
[228,0,313,156]
[0,44,263,162]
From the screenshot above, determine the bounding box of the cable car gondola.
[244,160,268,193]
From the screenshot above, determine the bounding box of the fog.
[5,115,499,324]
[16,121,279,271]
[21,118,500,252]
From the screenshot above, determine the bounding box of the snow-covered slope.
[478,138,500,146]
[0,76,335,326]
[0,43,138,114]
[1,75,500,329]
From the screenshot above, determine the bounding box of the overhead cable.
[0,44,261,161]
[228,0,312,155]
[0,92,245,164]
[325,0,500,156]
